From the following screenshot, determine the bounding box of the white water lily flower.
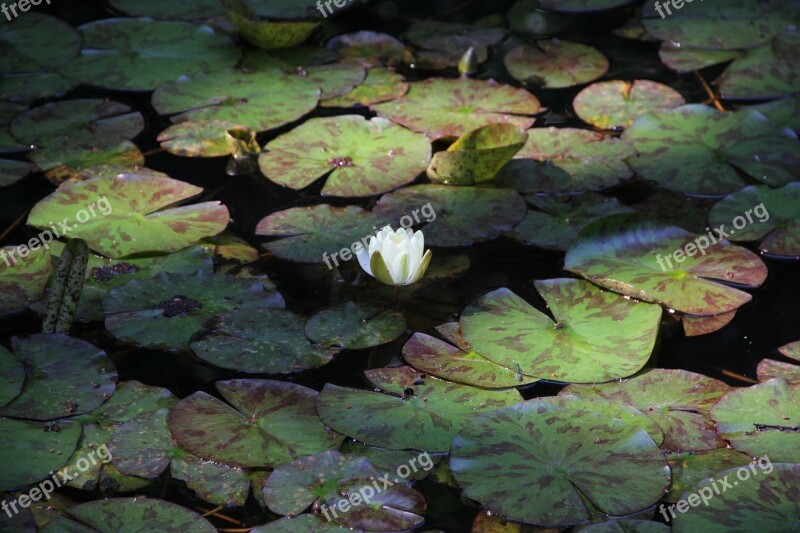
[356,226,432,286]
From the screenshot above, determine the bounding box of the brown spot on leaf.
[156,295,202,318]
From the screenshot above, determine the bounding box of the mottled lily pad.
[682,310,737,337]
[63,18,241,91]
[0,72,76,103]
[321,68,409,108]
[403,20,506,69]
[780,341,800,361]
[221,0,318,50]
[373,185,527,247]
[372,78,540,141]
[740,96,800,132]
[504,41,609,89]
[327,31,405,68]
[657,43,741,73]
[0,159,33,188]
[0,244,53,315]
[157,120,244,158]
[538,0,636,12]
[508,0,573,37]
[28,173,230,259]
[108,0,224,21]
[170,455,252,507]
[104,271,284,352]
[108,408,176,479]
[460,280,661,383]
[321,478,426,531]
[665,448,758,503]
[339,440,440,482]
[563,368,731,452]
[305,301,406,350]
[757,359,800,385]
[258,115,431,197]
[251,515,352,532]
[29,141,145,185]
[52,498,216,532]
[0,346,23,408]
[317,366,522,452]
[716,30,800,100]
[708,183,800,258]
[169,379,344,468]
[565,214,768,315]
[622,105,800,195]
[711,378,800,462]
[0,14,80,74]
[573,80,685,130]
[450,401,669,526]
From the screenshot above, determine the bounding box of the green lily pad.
[740,95,800,132]
[563,368,731,452]
[0,159,33,188]
[671,463,800,532]
[460,280,661,383]
[321,478,426,531]
[28,173,230,259]
[157,120,244,158]
[258,115,431,198]
[104,271,284,352]
[508,0,573,37]
[0,418,81,492]
[504,41,609,89]
[0,13,80,74]
[565,214,768,315]
[450,401,669,526]
[538,0,636,12]
[780,341,800,361]
[623,105,800,195]
[716,31,800,100]
[373,185,527,247]
[0,334,116,421]
[29,141,145,185]
[263,451,379,516]
[339,440,440,482]
[508,193,634,250]
[53,498,216,532]
[0,345,23,408]
[108,0,224,20]
[0,72,76,103]
[107,408,176,479]
[251,515,353,532]
[327,31,405,68]
[372,78,540,141]
[657,43,741,73]
[403,20,506,69]
[0,103,27,153]
[577,520,669,532]
[168,379,344,468]
[305,301,406,350]
[256,204,382,264]
[321,68,409,108]
[221,0,318,50]
[573,80,686,130]
[317,366,522,452]
[630,191,713,234]
[62,18,241,91]
[708,183,800,258]
[249,0,332,19]
[427,124,528,185]
[0,244,53,315]
[711,378,800,462]
[496,128,636,194]
[170,455,252,507]
[10,99,144,151]
[665,448,757,503]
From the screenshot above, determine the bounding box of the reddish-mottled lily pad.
[0,159,33,188]
[373,185,527,247]
[0,244,53,315]
[508,0,573,37]
[27,173,230,259]
[321,68,409,108]
[460,280,661,383]
[711,378,800,462]
[622,105,800,195]
[573,80,685,130]
[169,379,344,468]
[321,478,426,531]
[327,31,405,68]
[50,498,217,532]
[372,78,540,141]
[682,310,738,337]
[563,368,731,452]
[0,334,116,421]
[504,41,609,89]
[259,115,431,198]
[0,13,80,74]
[565,214,768,315]
[0,345,23,408]
[780,341,800,361]
[450,401,670,526]
[665,448,754,503]
[708,183,800,258]
[29,141,145,185]
[305,301,406,350]
[221,0,318,50]
[317,366,522,452]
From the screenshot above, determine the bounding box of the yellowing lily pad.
[29,141,145,185]
[321,68,409,108]
[221,0,318,50]
[504,41,609,89]
[573,80,685,130]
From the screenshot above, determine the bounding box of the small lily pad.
[573,80,685,130]
[327,31,405,68]
[0,244,53,315]
[157,120,243,158]
[53,498,217,532]
[0,345,23,408]
[305,301,406,350]
[504,41,609,89]
[321,68,409,108]
[29,141,145,185]
[0,13,80,73]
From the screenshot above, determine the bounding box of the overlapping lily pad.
[169,379,343,468]
[251,515,352,532]
[0,159,33,188]
[403,20,506,69]
[716,30,800,100]
[0,244,53,315]
[321,478,426,531]
[665,448,754,503]
[563,368,731,451]
[0,13,80,74]
[258,115,430,197]
[327,31,405,68]
[708,183,800,258]
[0,72,76,103]
[573,80,685,130]
[741,96,800,132]
[504,41,609,89]
[565,214,768,315]
[29,141,145,185]
[170,455,253,507]
[62,18,241,91]
[657,43,741,73]
[45,498,216,532]
[372,78,540,141]
[0,103,27,153]
[757,359,800,385]
[221,0,318,50]
[305,301,406,350]
[460,280,661,383]
[28,173,230,259]
[780,341,800,361]
[622,105,800,195]
[157,120,244,158]
[450,401,670,526]
[507,0,573,37]
[108,0,224,21]
[373,185,527,247]
[321,68,409,108]
[316,366,522,451]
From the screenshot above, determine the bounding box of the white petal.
[381,237,400,266]
[390,250,410,283]
[409,230,424,267]
[356,245,372,276]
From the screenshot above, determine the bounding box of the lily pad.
[168,379,344,468]
[373,185,527,247]
[157,120,244,158]
[0,334,116,421]
[563,368,731,452]
[0,346,23,408]
[708,183,800,258]
[305,301,406,350]
[0,72,76,103]
[780,341,800,361]
[538,0,636,12]
[29,142,145,185]
[327,31,405,68]
[758,358,800,384]
[0,102,27,153]
[107,408,176,479]
[317,366,522,452]
[52,498,217,532]
[665,448,757,503]
[372,78,540,141]
[716,30,800,100]
[321,478,426,531]
[258,115,431,198]
[657,43,741,73]
[507,0,573,37]
[622,105,800,195]
[104,271,284,352]
[565,214,768,315]
[504,41,609,89]
[10,99,144,151]
[682,310,738,337]
[321,68,409,108]
[427,124,528,185]
[573,80,686,130]
[711,378,800,462]
[28,173,230,259]
[0,159,33,188]
[403,20,506,69]
[62,18,241,91]
[0,244,53,315]
[740,95,800,132]
[339,440,440,482]
[0,13,80,73]
[251,515,353,532]
[460,280,661,383]
[221,0,318,50]
[108,0,224,21]
[450,401,670,526]
[170,455,253,507]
